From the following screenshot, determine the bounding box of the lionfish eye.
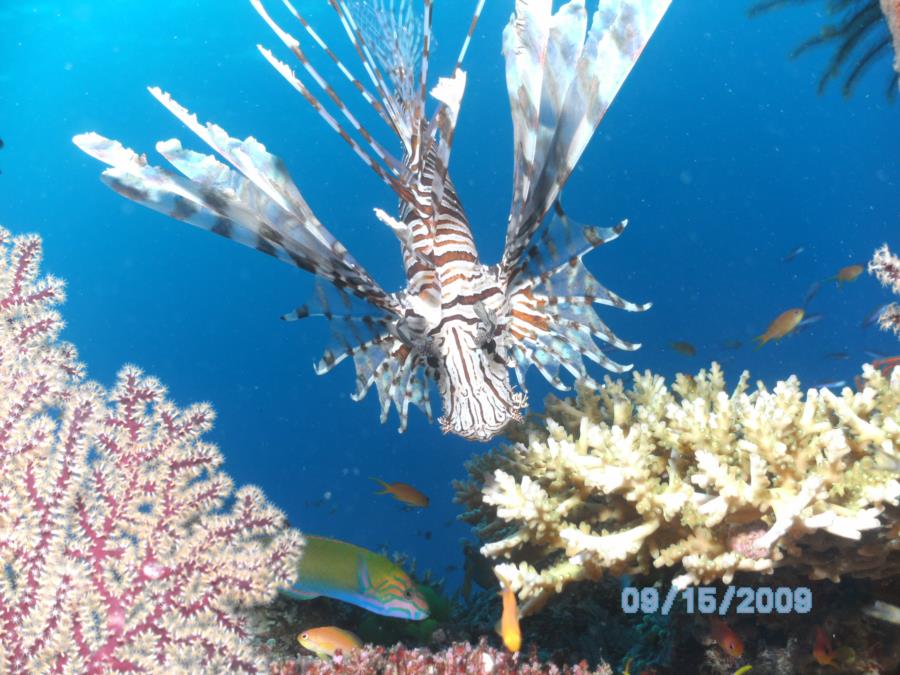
[427,355,439,368]
[404,589,412,598]
[485,338,496,354]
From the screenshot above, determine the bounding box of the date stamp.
[621,585,812,616]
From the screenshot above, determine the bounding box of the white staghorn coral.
[869,243,900,337]
[0,228,304,673]
[455,364,900,617]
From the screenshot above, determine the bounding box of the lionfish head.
[434,322,527,442]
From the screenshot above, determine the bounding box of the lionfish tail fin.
[504,202,647,389]
[501,0,670,278]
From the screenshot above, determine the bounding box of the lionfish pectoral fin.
[500,0,671,279]
[74,92,396,316]
[503,203,646,387]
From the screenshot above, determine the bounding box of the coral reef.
[0,228,304,673]
[868,243,900,337]
[455,363,900,616]
[271,638,613,675]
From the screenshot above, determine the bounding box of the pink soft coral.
[0,228,304,673]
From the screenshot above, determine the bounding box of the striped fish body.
[284,535,429,620]
[74,0,671,442]
[394,167,524,439]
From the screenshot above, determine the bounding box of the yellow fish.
[497,584,521,653]
[754,308,804,349]
[297,626,362,659]
[830,264,864,284]
[370,477,429,508]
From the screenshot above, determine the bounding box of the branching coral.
[0,228,304,673]
[868,243,900,337]
[749,0,900,99]
[455,364,900,616]
[273,638,613,675]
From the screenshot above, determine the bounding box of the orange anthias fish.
[497,584,522,653]
[831,264,864,284]
[370,478,429,507]
[813,626,835,666]
[670,341,697,357]
[754,308,804,349]
[710,618,744,658]
[297,626,362,659]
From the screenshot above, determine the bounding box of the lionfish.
[749,0,900,99]
[73,0,670,441]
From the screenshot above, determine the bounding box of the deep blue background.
[2,1,897,590]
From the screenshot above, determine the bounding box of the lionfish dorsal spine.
[496,0,669,394]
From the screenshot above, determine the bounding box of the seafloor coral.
[0,228,304,673]
[271,638,613,675]
[455,363,899,617]
[868,243,900,337]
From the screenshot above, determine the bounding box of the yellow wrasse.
[754,308,804,349]
[497,585,521,653]
[832,264,864,284]
[297,626,362,659]
[281,535,429,620]
[370,477,429,507]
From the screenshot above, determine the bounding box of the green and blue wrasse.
[283,535,429,620]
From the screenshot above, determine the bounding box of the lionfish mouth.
[438,391,528,442]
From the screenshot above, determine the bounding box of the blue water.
[2,1,897,591]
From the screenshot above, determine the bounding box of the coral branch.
[869,243,900,337]
[0,228,304,673]
[456,364,900,616]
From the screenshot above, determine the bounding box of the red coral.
[272,639,612,675]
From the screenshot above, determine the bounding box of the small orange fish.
[754,308,804,349]
[670,341,697,357]
[710,618,744,658]
[813,626,835,666]
[497,584,521,653]
[831,264,864,284]
[297,626,362,659]
[370,478,429,507]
